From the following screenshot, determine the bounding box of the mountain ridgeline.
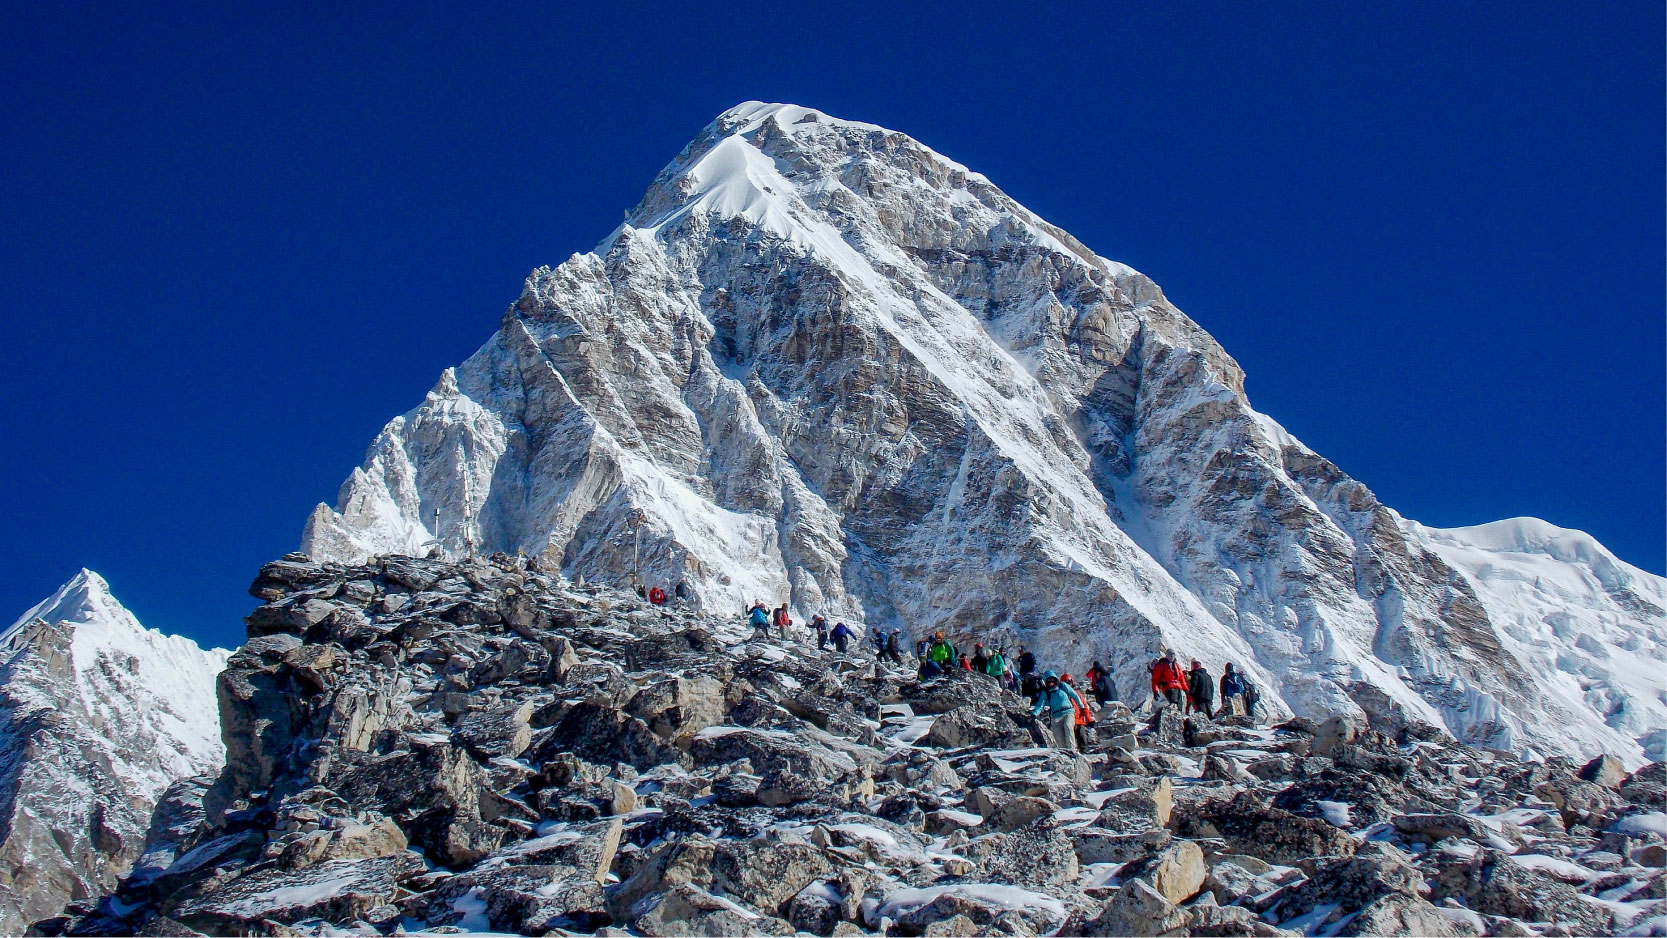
[299,102,1665,767]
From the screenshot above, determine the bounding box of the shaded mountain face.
[301,102,1666,765]
[0,571,228,933]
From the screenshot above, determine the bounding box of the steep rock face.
[300,102,1666,764]
[0,571,229,933]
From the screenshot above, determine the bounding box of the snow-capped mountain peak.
[301,102,1665,767]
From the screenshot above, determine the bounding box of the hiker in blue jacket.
[1031,670,1086,751]
[829,621,853,654]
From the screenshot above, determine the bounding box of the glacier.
[299,102,1665,767]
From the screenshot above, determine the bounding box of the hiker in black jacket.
[1187,659,1215,717]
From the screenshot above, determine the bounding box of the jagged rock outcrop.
[0,571,228,933]
[45,555,1667,936]
[297,101,1666,766]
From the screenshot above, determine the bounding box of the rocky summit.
[40,553,1667,937]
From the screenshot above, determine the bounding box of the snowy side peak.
[1410,517,1663,592]
[4,567,117,639]
[0,571,230,931]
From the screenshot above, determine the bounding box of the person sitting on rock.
[1187,659,1215,717]
[926,632,956,668]
[1151,650,1189,711]
[829,620,853,653]
[958,653,973,671]
[648,585,667,605]
[970,642,990,674]
[1219,662,1246,717]
[919,655,942,679]
[1032,671,1086,751]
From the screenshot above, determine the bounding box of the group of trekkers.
[739,601,1263,754]
[745,602,870,655]
[1147,648,1262,720]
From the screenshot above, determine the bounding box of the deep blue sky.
[3,2,1661,651]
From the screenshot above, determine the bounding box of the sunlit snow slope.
[0,571,229,932]
[302,102,1666,767]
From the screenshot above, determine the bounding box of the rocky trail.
[38,554,1666,937]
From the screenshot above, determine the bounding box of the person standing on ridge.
[1151,650,1188,711]
[1085,661,1109,705]
[884,630,904,664]
[985,646,1007,682]
[1031,671,1086,751]
[812,614,828,650]
[1219,662,1245,717]
[1068,676,1097,748]
[1242,678,1263,724]
[970,642,990,674]
[771,603,791,638]
[1021,668,1042,703]
[1018,646,1036,677]
[1187,659,1215,717]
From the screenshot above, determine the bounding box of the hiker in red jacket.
[1151,650,1189,711]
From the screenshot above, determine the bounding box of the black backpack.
[1242,680,1261,709]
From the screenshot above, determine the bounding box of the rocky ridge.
[297,101,1667,766]
[43,554,1667,936]
[0,570,229,933]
